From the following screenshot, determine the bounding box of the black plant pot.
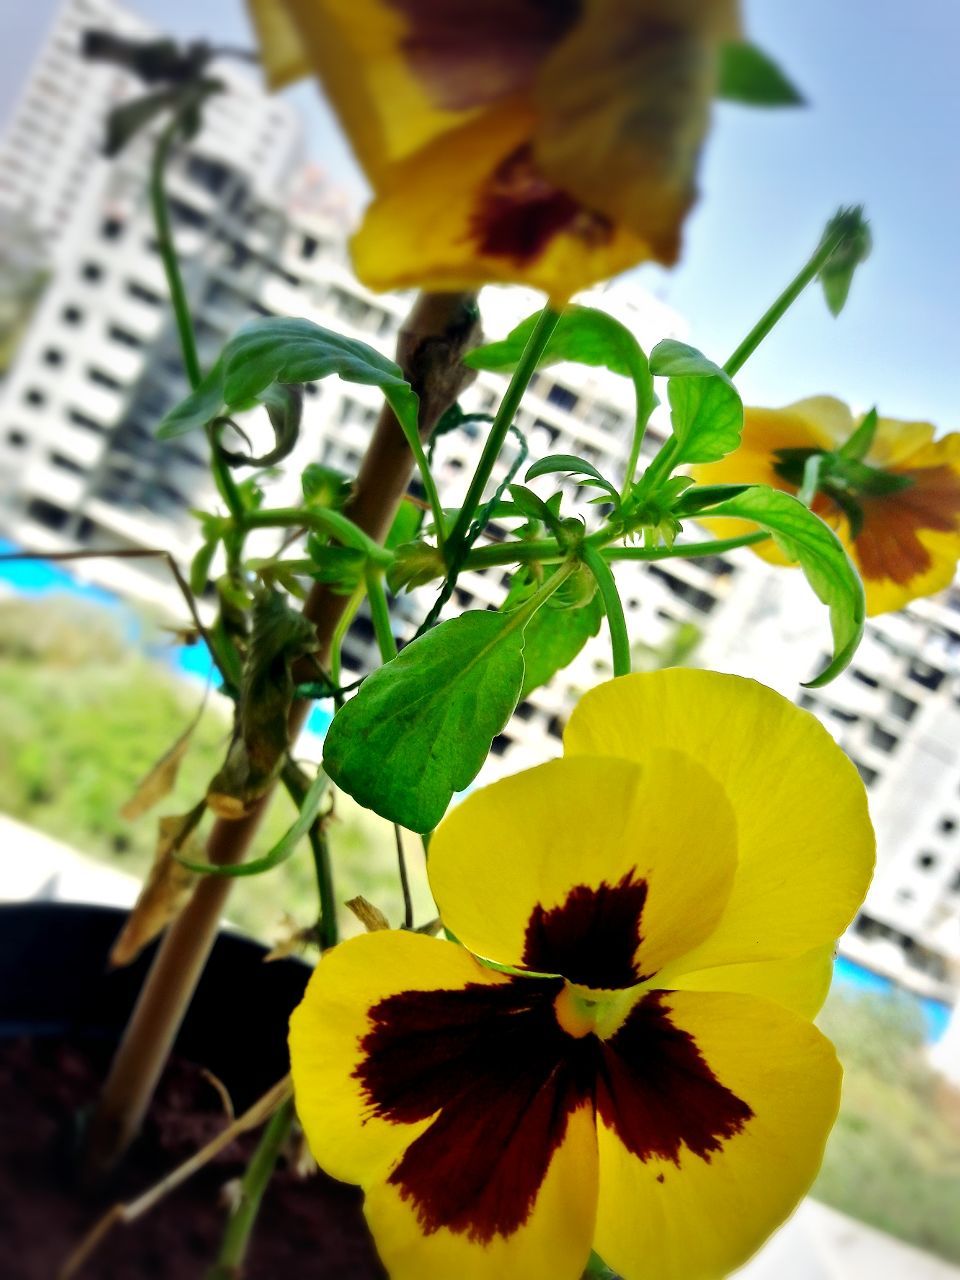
[0,901,385,1279]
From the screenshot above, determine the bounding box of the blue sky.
[4,0,958,425]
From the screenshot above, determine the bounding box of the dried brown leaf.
[110,807,204,967]
[120,727,194,821]
[345,896,390,933]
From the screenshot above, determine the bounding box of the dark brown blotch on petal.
[598,992,754,1165]
[470,144,614,265]
[854,464,960,585]
[356,977,594,1242]
[523,870,649,988]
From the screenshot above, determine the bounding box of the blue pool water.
[833,954,950,1043]
[0,539,332,737]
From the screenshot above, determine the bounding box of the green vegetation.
[814,989,960,1262]
[0,595,433,943]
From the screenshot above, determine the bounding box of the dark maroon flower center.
[523,871,650,988]
[469,144,613,265]
[355,977,752,1244]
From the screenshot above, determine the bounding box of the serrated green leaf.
[668,375,744,465]
[508,484,561,529]
[518,592,603,699]
[525,454,621,506]
[717,42,805,107]
[704,486,865,685]
[467,306,656,437]
[674,483,754,516]
[323,611,528,831]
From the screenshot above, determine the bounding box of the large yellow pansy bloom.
[290,669,874,1280]
[691,396,960,616]
[248,0,741,301]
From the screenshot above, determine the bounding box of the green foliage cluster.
[0,597,430,940]
[815,990,960,1262]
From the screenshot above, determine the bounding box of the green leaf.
[386,498,425,550]
[525,454,621,507]
[156,318,421,446]
[467,306,657,437]
[156,360,225,438]
[178,770,328,877]
[323,611,528,831]
[508,484,562,531]
[649,340,724,379]
[667,375,744,465]
[717,42,805,107]
[221,317,419,436]
[518,592,603,699]
[837,407,878,461]
[304,538,367,592]
[104,87,181,156]
[674,483,753,516]
[301,463,351,508]
[818,206,872,317]
[189,536,218,597]
[704,486,865,686]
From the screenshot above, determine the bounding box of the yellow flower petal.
[290,930,511,1187]
[363,1101,597,1280]
[593,990,841,1280]
[429,753,737,987]
[246,0,311,88]
[564,671,874,972]
[690,401,841,564]
[535,0,740,263]
[290,929,600,1280]
[658,944,835,1018]
[350,102,658,303]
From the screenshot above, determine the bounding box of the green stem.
[208,1098,294,1280]
[446,306,561,555]
[281,766,337,950]
[365,566,398,662]
[582,544,631,677]
[606,531,771,561]
[241,507,393,567]
[328,584,365,695]
[723,220,855,377]
[150,118,201,390]
[404,430,447,553]
[394,824,414,930]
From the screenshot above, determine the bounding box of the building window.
[889,691,919,721]
[895,887,915,903]
[938,816,957,836]
[546,383,579,412]
[81,260,103,283]
[6,429,27,448]
[490,733,511,757]
[126,280,163,307]
[108,324,143,350]
[87,367,123,391]
[101,216,124,240]
[186,154,230,195]
[301,233,318,260]
[26,497,69,530]
[869,724,899,753]
[42,348,64,366]
[916,852,938,870]
[908,660,944,691]
[62,304,83,325]
[68,408,105,434]
[850,758,878,786]
[24,387,46,407]
[49,451,85,475]
[851,668,880,689]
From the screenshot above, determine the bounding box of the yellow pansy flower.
[290,670,874,1280]
[248,0,741,301]
[691,397,960,615]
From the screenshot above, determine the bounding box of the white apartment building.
[0,0,303,258]
[2,0,959,1004]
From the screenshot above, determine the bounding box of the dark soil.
[0,1036,386,1280]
